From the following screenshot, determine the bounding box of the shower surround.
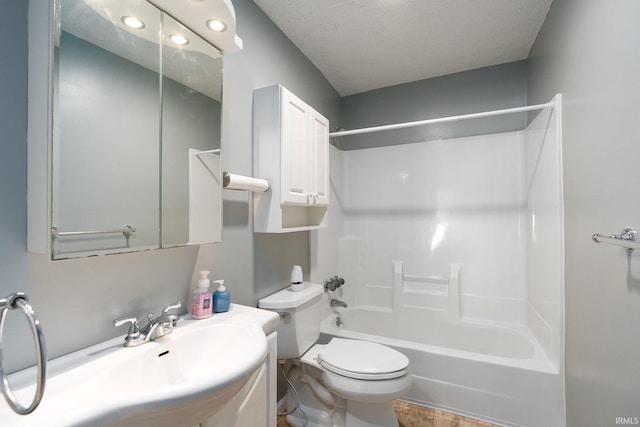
[311,96,564,426]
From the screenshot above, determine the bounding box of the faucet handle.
[161,301,182,327]
[324,276,346,292]
[162,301,182,314]
[113,317,140,340]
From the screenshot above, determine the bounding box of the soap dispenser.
[191,270,212,319]
[213,280,230,313]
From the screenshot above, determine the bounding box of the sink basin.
[0,315,268,426]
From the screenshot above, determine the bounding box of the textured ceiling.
[253,0,554,96]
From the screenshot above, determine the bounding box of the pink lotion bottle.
[191,270,212,319]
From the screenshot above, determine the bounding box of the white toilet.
[258,283,411,427]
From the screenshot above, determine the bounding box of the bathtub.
[320,306,564,427]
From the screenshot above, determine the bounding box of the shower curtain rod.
[328,102,554,138]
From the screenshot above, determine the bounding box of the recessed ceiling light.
[206,19,227,32]
[121,16,145,30]
[169,34,189,45]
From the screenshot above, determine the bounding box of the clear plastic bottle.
[191,270,212,319]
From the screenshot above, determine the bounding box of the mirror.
[52,0,223,259]
[161,15,223,247]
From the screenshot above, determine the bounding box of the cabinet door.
[310,109,329,206]
[281,89,311,205]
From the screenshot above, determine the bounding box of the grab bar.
[0,293,46,415]
[592,227,640,253]
[403,273,449,284]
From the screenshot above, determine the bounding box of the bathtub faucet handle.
[324,275,346,292]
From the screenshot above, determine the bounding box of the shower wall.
[337,131,528,324]
[311,99,563,369]
[524,97,564,370]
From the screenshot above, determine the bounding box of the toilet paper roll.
[222,172,269,192]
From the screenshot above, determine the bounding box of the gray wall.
[0,0,339,373]
[203,0,341,307]
[528,1,640,426]
[339,61,527,150]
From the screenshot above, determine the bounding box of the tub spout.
[330,299,348,308]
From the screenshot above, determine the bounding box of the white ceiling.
[252,0,554,96]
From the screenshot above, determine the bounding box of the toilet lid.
[318,338,409,380]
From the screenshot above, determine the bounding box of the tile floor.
[277,400,501,427]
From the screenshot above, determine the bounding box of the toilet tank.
[258,283,324,359]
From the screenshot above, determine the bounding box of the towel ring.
[0,293,47,415]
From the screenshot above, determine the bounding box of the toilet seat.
[317,338,409,380]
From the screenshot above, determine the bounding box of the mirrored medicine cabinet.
[29,0,235,259]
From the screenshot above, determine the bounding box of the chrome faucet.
[330,298,348,308]
[114,301,182,347]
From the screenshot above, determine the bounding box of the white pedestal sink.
[0,305,279,426]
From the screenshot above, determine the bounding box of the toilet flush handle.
[277,311,290,320]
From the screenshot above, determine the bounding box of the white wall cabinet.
[253,85,329,232]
